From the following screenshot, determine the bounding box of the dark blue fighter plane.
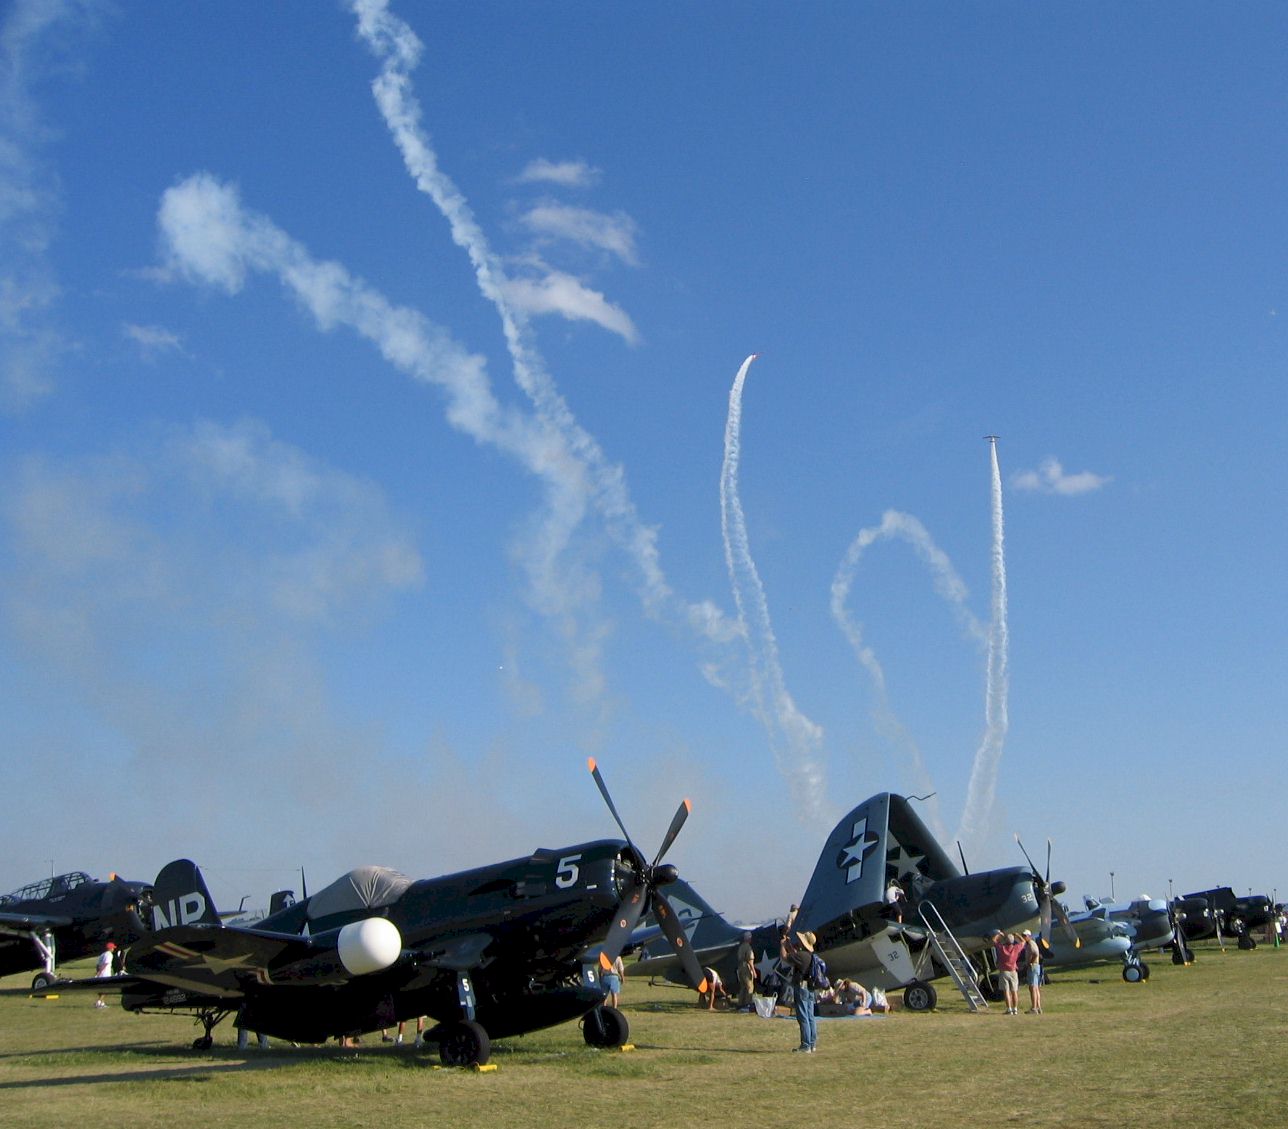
[0,870,151,990]
[57,761,706,1066]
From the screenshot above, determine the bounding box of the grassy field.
[3,942,1286,1128]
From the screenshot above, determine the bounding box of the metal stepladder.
[917,900,989,1012]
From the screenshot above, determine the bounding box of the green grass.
[3,943,1287,1128]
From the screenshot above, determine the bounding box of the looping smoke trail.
[829,509,986,842]
[720,354,827,820]
[956,440,1009,853]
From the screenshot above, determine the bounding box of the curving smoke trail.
[956,440,1009,854]
[719,355,827,820]
[830,510,987,841]
[349,0,733,649]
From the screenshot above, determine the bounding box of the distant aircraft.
[0,870,152,990]
[1041,906,1133,974]
[1043,894,1175,981]
[631,792,1067,1011]
[56,761,705,1066]
[1182,887,1274,949]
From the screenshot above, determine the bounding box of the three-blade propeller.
[588,758,709,994]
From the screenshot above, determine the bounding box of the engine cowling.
[337,917,402,976]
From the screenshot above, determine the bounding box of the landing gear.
[903,980,937,1012]
[438,1020,490,1067]
[1122,960,1149,983]
[31,971,57,992]
[582,1005,629,1048]
[189,1008,230,1050]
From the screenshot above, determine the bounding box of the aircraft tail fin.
[148,859,221,931]
[796,793,958,938]
[652,879,743,952]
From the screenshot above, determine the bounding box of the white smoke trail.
[350,0,715,642]
[830,510,986,842]
[719,354,827,819]
[956,440,1009,853]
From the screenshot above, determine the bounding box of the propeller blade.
[587,758,637,854]
[956,840,970,876]
[1014,833,1040,879]
[651,799,692,867]
[1039,891,1053,940]
[1045,839,1052,885]
[598,878,648,968]
[652,887,709,994]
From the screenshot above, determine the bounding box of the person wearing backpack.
[780,929,821,1053]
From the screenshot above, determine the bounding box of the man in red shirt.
[991,930,1025,1015]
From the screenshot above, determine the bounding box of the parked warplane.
[53,761,705,1066]
[1182,887,1273,949]
[1042,893,1176,981]
[1041,905,1134,975]
[0,870,151,990]
[631,792,1065,1011]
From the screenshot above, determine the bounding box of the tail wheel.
[438,1020,490,1067]
[583,1004,630,1047]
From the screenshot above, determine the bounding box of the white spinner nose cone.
[337,917,402,976]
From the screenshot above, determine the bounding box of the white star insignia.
[839,818,880,884]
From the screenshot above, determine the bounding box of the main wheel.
[903,980,937,1012]
[192,1035,214,1050]
[31,971,57,992]
[978,974,1004,1002]
[438,1020,490,1067]
[582,1005,630,1048]
[1122,963,1144,983]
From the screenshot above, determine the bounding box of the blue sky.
[2,1,1285,922]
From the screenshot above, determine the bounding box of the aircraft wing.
[128,919,407,998]
[0,911,75,932]
[33,974,147,997]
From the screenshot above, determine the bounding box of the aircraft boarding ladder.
[917,901,989,1012]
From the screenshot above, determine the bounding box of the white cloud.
[1011,456,1111,496]
[517,158,600,189]
[519,202,639,266]
[4,418,425,627]
[122,322,184,358]
[501,270,640,345]
[0,0,90,412]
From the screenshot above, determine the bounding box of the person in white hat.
[1021,929,1044,1014]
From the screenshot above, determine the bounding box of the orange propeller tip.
[683,798,692,813]
[587,757,597,772]
[599,952,614,971]
[697,978,710,995]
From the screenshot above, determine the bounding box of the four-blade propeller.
[588,758,709,995]
[1015,834,1080,948]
